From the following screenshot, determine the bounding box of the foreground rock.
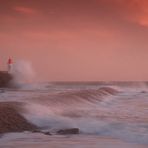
[0,102,38,134]
[0,71,12,87]
[57,128,79,135]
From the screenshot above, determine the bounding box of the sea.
[0,81,148,148]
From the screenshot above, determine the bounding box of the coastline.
[0,71,12,88]
[0,102,37,134]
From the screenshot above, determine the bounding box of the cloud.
[134,0,148,27]
[13,6,37,15]
[123,0,148,27]
[96,0,148,27]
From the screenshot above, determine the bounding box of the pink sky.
[0,0,148,81]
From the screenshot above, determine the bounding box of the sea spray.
[10,60,35,87]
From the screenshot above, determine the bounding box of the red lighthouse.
[7,58,13,73]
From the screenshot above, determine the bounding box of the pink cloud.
[124,0,148,27]
[13,6,37,15]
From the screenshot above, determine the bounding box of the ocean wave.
[30,87,119,106]
[0,83,147,144]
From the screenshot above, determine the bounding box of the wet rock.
[0,102,38,134]
[0,71,13,88]
[57,128,79,135]
[43,131,52,135]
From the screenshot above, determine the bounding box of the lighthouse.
[7,58,13,73]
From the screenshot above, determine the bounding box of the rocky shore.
[0,71,12,87]
[0,101,80,136]
[0,102,37,134]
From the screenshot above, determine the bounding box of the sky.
[0,0,148,81]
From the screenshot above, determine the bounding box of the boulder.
[57,128,79,135]
[0,102,38,134]
[43,131,52,135]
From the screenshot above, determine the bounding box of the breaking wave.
[0,83,148,144]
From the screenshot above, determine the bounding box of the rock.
[0,102,38,134]
[43,131,52,135]
[0,71,13,88]
[57,128,79,135]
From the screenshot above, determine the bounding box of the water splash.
[10,60,35,87]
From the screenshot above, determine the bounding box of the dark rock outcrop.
[0,102,38,134]
[0,71,12,87]
[57,128,79,135]
[43,131,52,135]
